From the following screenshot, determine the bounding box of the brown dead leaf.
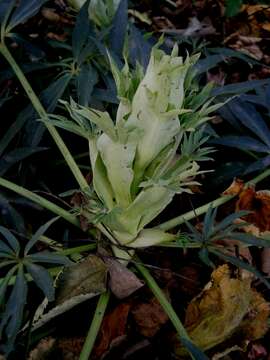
[28,337,56,360]
[239,290,270,341]
[104,257,144,299]
[56,255,107,305]
[132,296,169,337]
[93,303,131,359]
[222,178,244,196]
[262,23,270,32]
[57,337,85,359]
[236,187,270,232]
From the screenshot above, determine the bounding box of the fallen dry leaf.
[222,178,244,196]
[30,255,107,332]
[93,303,131,359]
[104,256,144,299]
[28,337,56,360]
[235,187,270,238]
[132,296,169,337]
[173,265,270,357]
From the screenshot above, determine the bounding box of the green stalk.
[158,167,270,231]
[79,291,110,360]
[0,43,88,191]
[0,177,80,227]
[135,259,195,359]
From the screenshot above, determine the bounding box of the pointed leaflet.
[24,217,59,255]
[109,0,128,56]
[7,0,49,31]
[228,99,270,148]
[72,0,93,61]
[0,226,20,255]
[213,136,269,153]
[0,266,27,354]
[25,262,55,301]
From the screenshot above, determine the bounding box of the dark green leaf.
[212,136,269,153]
[210,249,270,289]
[25,262,55,301]
[0,266,27,354]
[228,99,270,147]
[227,233,270,248]
[0,266,17,306]
[0,226,20,255]
[212,79,270,96]
[225,0,242,17]
[244,155,270,174]
[24,217,59,255]
[26,73,72,146]
[8,0,49,31]
[72,0,93,61]
[0,147,47,176]
[77,63,98,106]
[213,211,250,233]
[109,0,128,56]
[29,251,71,265]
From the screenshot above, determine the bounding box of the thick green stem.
[0,43,88,190]
[158,167,270,231]
[0,177,80,227]
[79,291,110,360]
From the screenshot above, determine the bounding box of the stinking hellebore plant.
[48,44,221,260]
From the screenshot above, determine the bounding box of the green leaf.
[0,266,17,307]
[24,217,59,255]
[7,0,49,32]
[0,266,27,354]
[0,226,20,255]
[210,249,270,289]
[28,252,71,265]
[225,0,242,17]
[24,262,55,301]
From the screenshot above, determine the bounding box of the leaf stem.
[79,291,110,360]
[0,177,80,227]
[0,42,88,190]
[158,167,270,231]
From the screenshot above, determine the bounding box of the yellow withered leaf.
[173,265,270,357]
